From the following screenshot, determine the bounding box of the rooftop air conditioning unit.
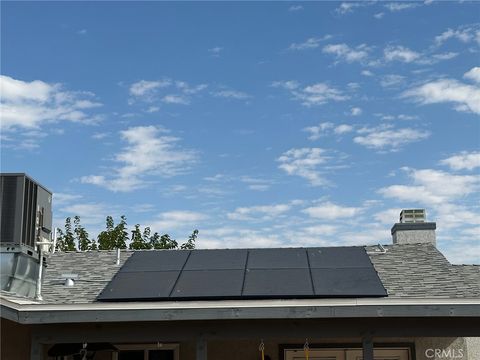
[0,174,53,298]
[0,173,52,252]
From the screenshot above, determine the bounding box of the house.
[1,209,480,360]
[0,174,478,360]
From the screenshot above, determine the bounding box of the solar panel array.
[97,247,387,301]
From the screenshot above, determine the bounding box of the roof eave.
[2,297,480,325]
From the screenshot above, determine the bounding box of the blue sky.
[1,1,479,263]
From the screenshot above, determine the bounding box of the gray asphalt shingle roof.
[41,250,133,304]
[33,244,480,304]
[367,244,480,298]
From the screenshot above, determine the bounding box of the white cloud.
[58,202,112,227]
[303,224,339,236]
[464,67,480,84]
[240,176,274,191]
[277,148,331,186]
[397,114,419,121]
[323,43,370,63]
[289,36,331,51]
[0,75,101,131]
[92,132,109,140]
[295,83,349,107]
[129,80,171,98]
[374,12,385,19]
[303,122,334,140]
[350,107,362,116]
[212,89,251,100]
[379,168,480,205]
[162,94,190,105]
[303,202,362,220]
[336,2,366,14]
[248,184,269,191]
[440,151,480,171]
[304,122,353,139]
[434,25,480,46]
[199,227,284,249]
[227,203,291,221]
[146,106,160,113]
[374,208,402,225]
[273,80,349,107]
[208,46,223,56]
[53,193,83,206]
[361,70,374,77]
[271,80,300,90]
[175,81,208,95]
[432,52,458,61]
[354,125,430,151]
[380,74,405,88]
[334,124,354,134]
[81,125,197,192]
[347,82,360,91]
[288,5,303,11]
[384,45,421,63]
[384,2,419,12]
[128,79,207,105]
[148,210,207,231]
[401,71,480,115]
[382,45,457,65]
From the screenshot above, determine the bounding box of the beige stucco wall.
[465,338,480,360]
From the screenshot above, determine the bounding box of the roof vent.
[400,209,426,223]
[61,274,78,287]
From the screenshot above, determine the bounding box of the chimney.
[391,209,436,246]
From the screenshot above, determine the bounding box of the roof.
[2,243,480,306]
[2,244,480,325]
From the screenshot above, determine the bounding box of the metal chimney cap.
[391,222,436,235]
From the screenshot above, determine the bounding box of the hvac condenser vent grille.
[0,176,18,243]
[22,178,38,248]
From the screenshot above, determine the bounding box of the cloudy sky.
[1,1,479,263]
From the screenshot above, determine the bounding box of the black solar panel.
[307,247,372,268]
[121,251,189,272]
[171,270,244,298]
[243,269,313,297]
[97,247,387,301]
[184,249,247,270]
[247,248,309,269]
[311,267,387,296]
[99,271,180,300]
